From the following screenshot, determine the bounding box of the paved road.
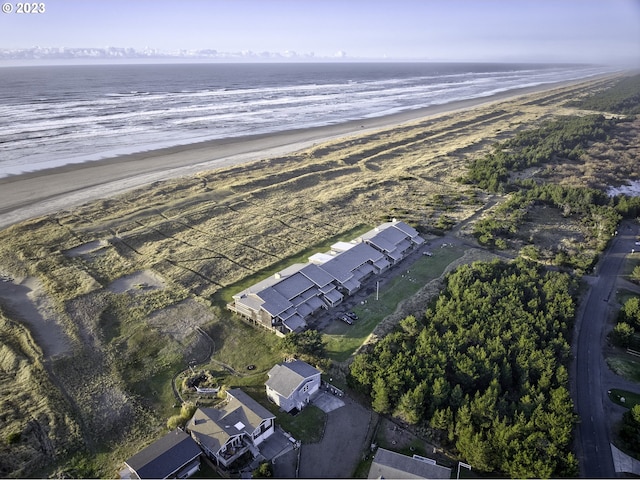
[574,221,640,478]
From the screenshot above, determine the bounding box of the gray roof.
[300,263,335,287]
[266,360,321,398]
[368,448,451,479]
[392,221,421,239]
[283,314,307,332]
[125,429,201,479]
[273,272,315,300]
[188,389,275,455]
[366,226,407,253]
[231,221,423,325]
[320,243,383,282]
[257,287,291,316]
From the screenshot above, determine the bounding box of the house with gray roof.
[266,360,322,413]
[122,429,201,479]
[228,220,424,335]
[187,389,275,468]
[360,220,425,264]
[367,448,451,479]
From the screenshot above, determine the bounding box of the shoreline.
[0,75,616,230]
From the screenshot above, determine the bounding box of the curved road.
[574,220,640,478]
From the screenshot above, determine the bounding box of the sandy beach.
[0,76,616,230]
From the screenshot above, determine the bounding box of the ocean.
[0,62,611,178]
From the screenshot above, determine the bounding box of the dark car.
[345,311,358,320]
[339,315,353,325]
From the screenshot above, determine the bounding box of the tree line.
[462,115,617,193]
[472,182,638,272]
[349,259,579,478]
[567,74,640,115]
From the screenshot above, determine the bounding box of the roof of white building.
[266,360,321,399]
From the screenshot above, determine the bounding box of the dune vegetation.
[0,74,638,477]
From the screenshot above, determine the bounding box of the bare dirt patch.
[107,269,167,294]
[63,240,108,258]
[147,298,215,343]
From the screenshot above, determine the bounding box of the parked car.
[345,311,358,320]
[339,315,353,325]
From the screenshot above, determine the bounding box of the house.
[367,448,451,479]
[122,429,201,479]
[265,360,322,413]
[228,220,424,334]
[187,389,275,468]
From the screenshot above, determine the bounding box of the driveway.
[312,391,346,413]
[298,397,373,478]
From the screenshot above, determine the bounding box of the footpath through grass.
[323,245,465,362]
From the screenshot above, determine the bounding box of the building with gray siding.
[228,220,424,334]
[265,360,322,413]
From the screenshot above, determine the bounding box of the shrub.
[253,462,273,478]
[6,431,21,445]
[612,322,635,348]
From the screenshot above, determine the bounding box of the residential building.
[122,429,201,479]
[266,360,322,413]
[367,448,451,479]
[359,220,425,263]
[228,220,424,334]
[187,389,275,468]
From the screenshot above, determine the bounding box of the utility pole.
[376,280,379,301]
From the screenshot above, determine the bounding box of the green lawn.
[609,388,640,409]
[618,289,639,307]
[622,251,640,279]
[323,246,465,362]
[205,316,284,387]
[607,355,640,383]
[240,386,326,443]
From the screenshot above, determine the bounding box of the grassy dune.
[0,76,635,476]
[0,307,81,478]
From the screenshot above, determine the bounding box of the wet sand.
[0,77,613,229]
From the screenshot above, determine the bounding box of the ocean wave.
[0,63,612,178]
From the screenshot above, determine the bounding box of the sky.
[1,0,639,64]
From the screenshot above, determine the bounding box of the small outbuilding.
[122,428,201,479]
[265,359,321,413]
